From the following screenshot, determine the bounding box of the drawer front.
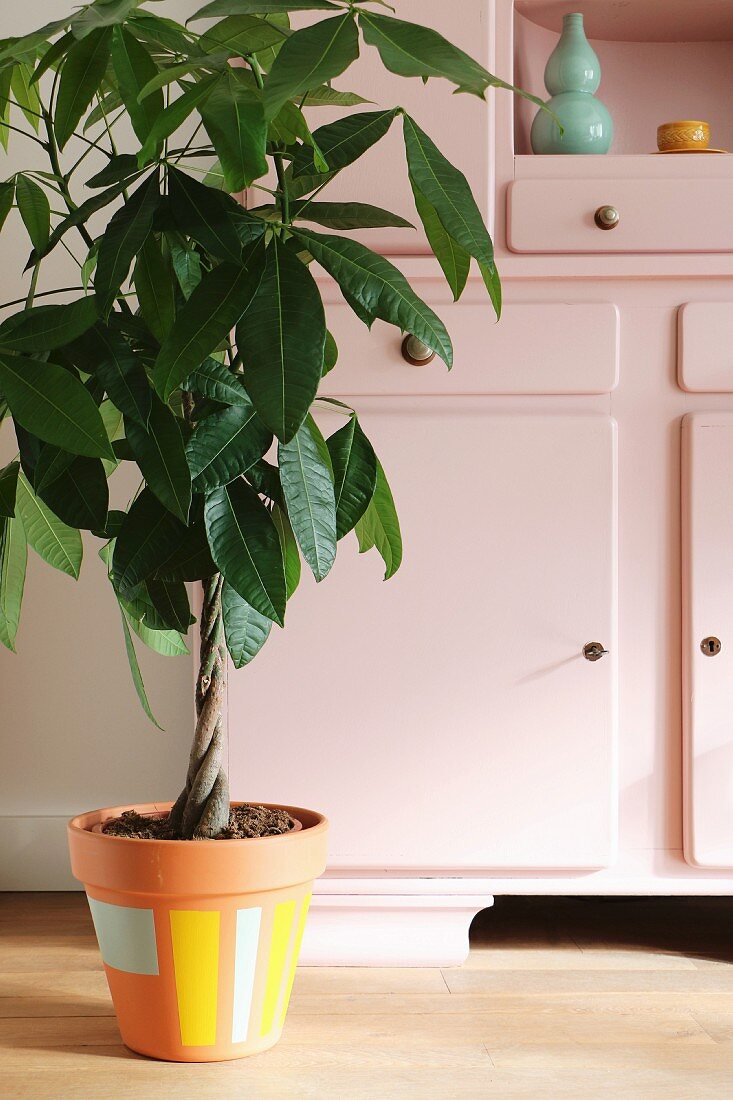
[508,178,733,254]
[679,302,733,391]
[321,299,619,395]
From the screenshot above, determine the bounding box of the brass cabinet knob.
[594,205,620,230]
[583,641,609,662]
[401,334,435,365]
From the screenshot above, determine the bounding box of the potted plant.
[0,0,540,1063]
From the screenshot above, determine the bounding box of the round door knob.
[583,641,609,662]
[401,334,435,365]
[594,205,620,230]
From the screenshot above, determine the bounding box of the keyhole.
[701,636,722,657]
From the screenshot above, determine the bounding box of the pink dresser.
[230,0,733,964]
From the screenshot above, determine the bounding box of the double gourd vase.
[531,12,613,155]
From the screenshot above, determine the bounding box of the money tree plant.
[0,0,540,838]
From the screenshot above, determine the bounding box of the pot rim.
[68,800,328,848]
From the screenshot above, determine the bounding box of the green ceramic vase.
[530,12,613,155]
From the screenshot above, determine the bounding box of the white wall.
[0,1,203,885]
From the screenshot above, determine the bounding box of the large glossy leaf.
[403,115,493,269]
[191,1,338,18]
[221,580,271,668]
[170,242,202,300]
[360,11,545,108]
[16,472,83,578]
[125,396,192,522]
[326,414,377,539]
[28,181,128,266]
[278,414,336,582]
[204,478,286,625]
[154,253,266,402]
[293,228,452,367]
[138,77,218,166]
[153,513,216,582]
[86,154,140,189]
[72,0,142,38]
[95,325,152,428]
[0,20,71,65]
[168,166,255,265]
[187,403,272,493]
[134,236,175,345]
[127,12,193,55]
[271,502,300,598]
[354,459,402,580]
[16,175,50,255]
[293,201,413,231]
[0,353,114,460]
[35,450,109,532]
[411,180,469,302]
[264,13,359,121]
[0,516,27,652]
[111,25,163,145]
[146,577,193,634]
[0,180,14,233]
[31,32,75,87]
[55,28,112,150]
[181,356,251,407]
[301,85,371,107]
[118,609,164,728]
[0,297,98,353]
[200,69,267,192]
[95,172,159,315]
[201,14,288,57]
[10,64,41,133]
[0,460,19,518]
[238,236,325,444]
[113,488,186,596]
[289,109,397,198]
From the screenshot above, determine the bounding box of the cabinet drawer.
[679,302,733,391]
[508,178,733,254]
[322,298,619,395]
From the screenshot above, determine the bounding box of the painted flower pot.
[68,801,328,1062]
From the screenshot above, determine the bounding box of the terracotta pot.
[68,801,328,1062]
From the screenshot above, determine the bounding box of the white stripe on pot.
[231,906,262,1043]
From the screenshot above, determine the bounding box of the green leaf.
[326,414,377,539]
[403,115,493,271]
[293,228,453,367]
[288,108,396,199]
[264,13,359,122]
[118,609,164,729]
[181,356,251,406]
[95,171,159,316]
[411,181,469,302]
[95,325,152,427]
[269,102,326,168]
[201,14,288,57]
[125,396,192,522]
[302,85,371,107]
[111,25,163,146]
[138,77,218,167]
[187,402,272,493]
[322,329,338,377]
[34,450,109,532]
[238,236,325,444]
[170,243,202,300]
[479,259,501,320]
[221,580,271,668]
[153,512,216,582]
[113,488,185,596]
[128,12,193,55]
[31,32,75,86]
[278,414,336,582]
[136,56,228,100]
[168,166,251,265]
[10,64,41,133]
[191,1,338,19]
[0,297,98,353]
[29,181,128,265]
[72,0,143,38]
[146,577,193,634]
[134,236,175,345]
[16,175,50,255]
[0,460,19,518]
[271,501,300,598]
[83,88,122,132]
[0,20,71,65]
[0,68,12,153]
[15,472,83,579]
[0,353,114,460]
[294,201,413,231]
[204,478,286,625]
[354,458,402,579]
[154,253,266,402]
[0,516,27,652]
[55,28,112,150]
[200,69,267,192]
[0,180,14,233]
[86,153,140,188]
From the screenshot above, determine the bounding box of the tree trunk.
[169,574,230,839]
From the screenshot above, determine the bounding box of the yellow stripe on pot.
[170,910,220,1047]
[260,899,296,1036]
[278,894,311,1029]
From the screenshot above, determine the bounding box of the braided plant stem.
[169,574,231,839]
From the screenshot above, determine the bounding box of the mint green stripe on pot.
[87,897,159,975]
[231,907,262,1043]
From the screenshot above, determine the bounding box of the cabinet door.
[682,414,733,867]
[228,407,618,871]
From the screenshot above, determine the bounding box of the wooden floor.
[2,895,733,1099]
